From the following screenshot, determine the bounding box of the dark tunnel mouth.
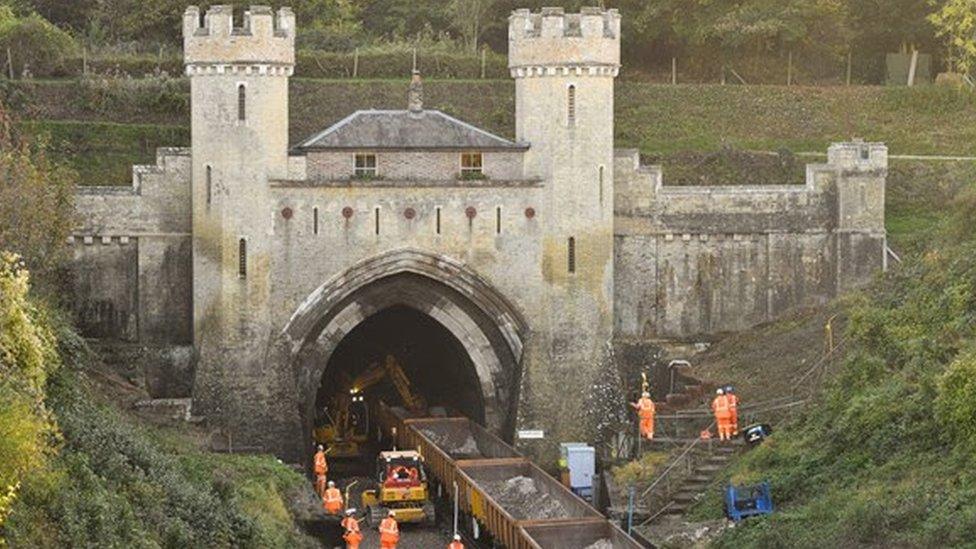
[313,304,487,431]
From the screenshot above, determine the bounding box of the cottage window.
[354,153,377,177]
[460,152,483,176]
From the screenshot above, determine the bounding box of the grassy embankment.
[0,256,316,547]
[679,174,976,546]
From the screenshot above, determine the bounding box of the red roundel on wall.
[342,207,354,219]
[525,207,536,219]
[465,206,477,219]
[404,207,416,220]
[281,207,293,219]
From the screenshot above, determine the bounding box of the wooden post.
[846,49,852,86]
[671,57,677,85]
[481,47,486,79]
[787,50,793,86]
[721,64,726,85]
[352,48,359,78]
[412,47,417,72]
[6,47,13,80]
[82,47,88,77]
[907,49,919,86]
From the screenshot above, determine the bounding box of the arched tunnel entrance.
[284,250,529,467]
[313,304,487,444]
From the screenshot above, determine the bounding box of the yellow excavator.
[314,354,426,458]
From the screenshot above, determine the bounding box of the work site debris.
[479,476,568,520]
[583,540,613,549]
[419,428,481,458]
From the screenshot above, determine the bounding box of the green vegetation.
[5,364,315,548]
[0,103,315,548]
[0,254,61,534]
[0,0,955,84]
[18,120,188,185]
[692,181,976,547]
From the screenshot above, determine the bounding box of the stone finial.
[408,70,423,113]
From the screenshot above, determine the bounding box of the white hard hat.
[345,508,356,515]
[642,391,650,398]
[388,510,396,516]
[327,480,335,487]
[716,388,724,395]
[454,534,461,540]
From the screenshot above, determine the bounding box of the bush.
[934,350,976,448]
[0,253,60,533]
[0,9,77,77]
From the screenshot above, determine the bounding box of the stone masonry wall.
[613,142,886,340]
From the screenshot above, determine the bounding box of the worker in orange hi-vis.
[313,444,328,497]
[630,391,656,440]
[341,509,363,549]
[726,385,740,436]
[379,510,400,549]
[323,481,343,515]
[711,388,732,441]
[448,533,464,549]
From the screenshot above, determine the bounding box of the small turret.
[827,140,888,173]
[183,5,295,72]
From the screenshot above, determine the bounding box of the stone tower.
[183,5,295,423]
[508,8,621,443]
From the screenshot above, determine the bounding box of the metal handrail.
[639,420,715,500]
[632,333,850,524]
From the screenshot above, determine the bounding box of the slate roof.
[294,110,527,151]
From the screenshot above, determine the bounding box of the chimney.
[408,70,423,113]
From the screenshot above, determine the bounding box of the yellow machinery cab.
[360,450,435,525]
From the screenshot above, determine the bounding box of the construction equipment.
[360,449,436,526]
[314,354,427,458]
[724,481,774,522]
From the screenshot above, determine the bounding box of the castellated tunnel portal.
[288,254,528,459]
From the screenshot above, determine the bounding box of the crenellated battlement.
[183,5,294,72]
[508,7,620,74]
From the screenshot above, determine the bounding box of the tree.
[448,0,494,53]
[929,0,976,74]
[0,102,76,285]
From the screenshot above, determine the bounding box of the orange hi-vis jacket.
[342,516,362,548]
[380,517,400,546]
[314,451,328,476]
[323,487,343,514]
[727,393,739,413]
[712,394,731,420]
[341,516,360,533]
[636,396,656,418]
[448,541,464,549]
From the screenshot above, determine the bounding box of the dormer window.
[460,152,483,178]
[354,153,377,178]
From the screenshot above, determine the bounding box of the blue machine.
[724,482,774,522]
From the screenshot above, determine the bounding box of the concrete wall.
[613,142,887,340]
[305,150,525,181]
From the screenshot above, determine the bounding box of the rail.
[639,420,715,500]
